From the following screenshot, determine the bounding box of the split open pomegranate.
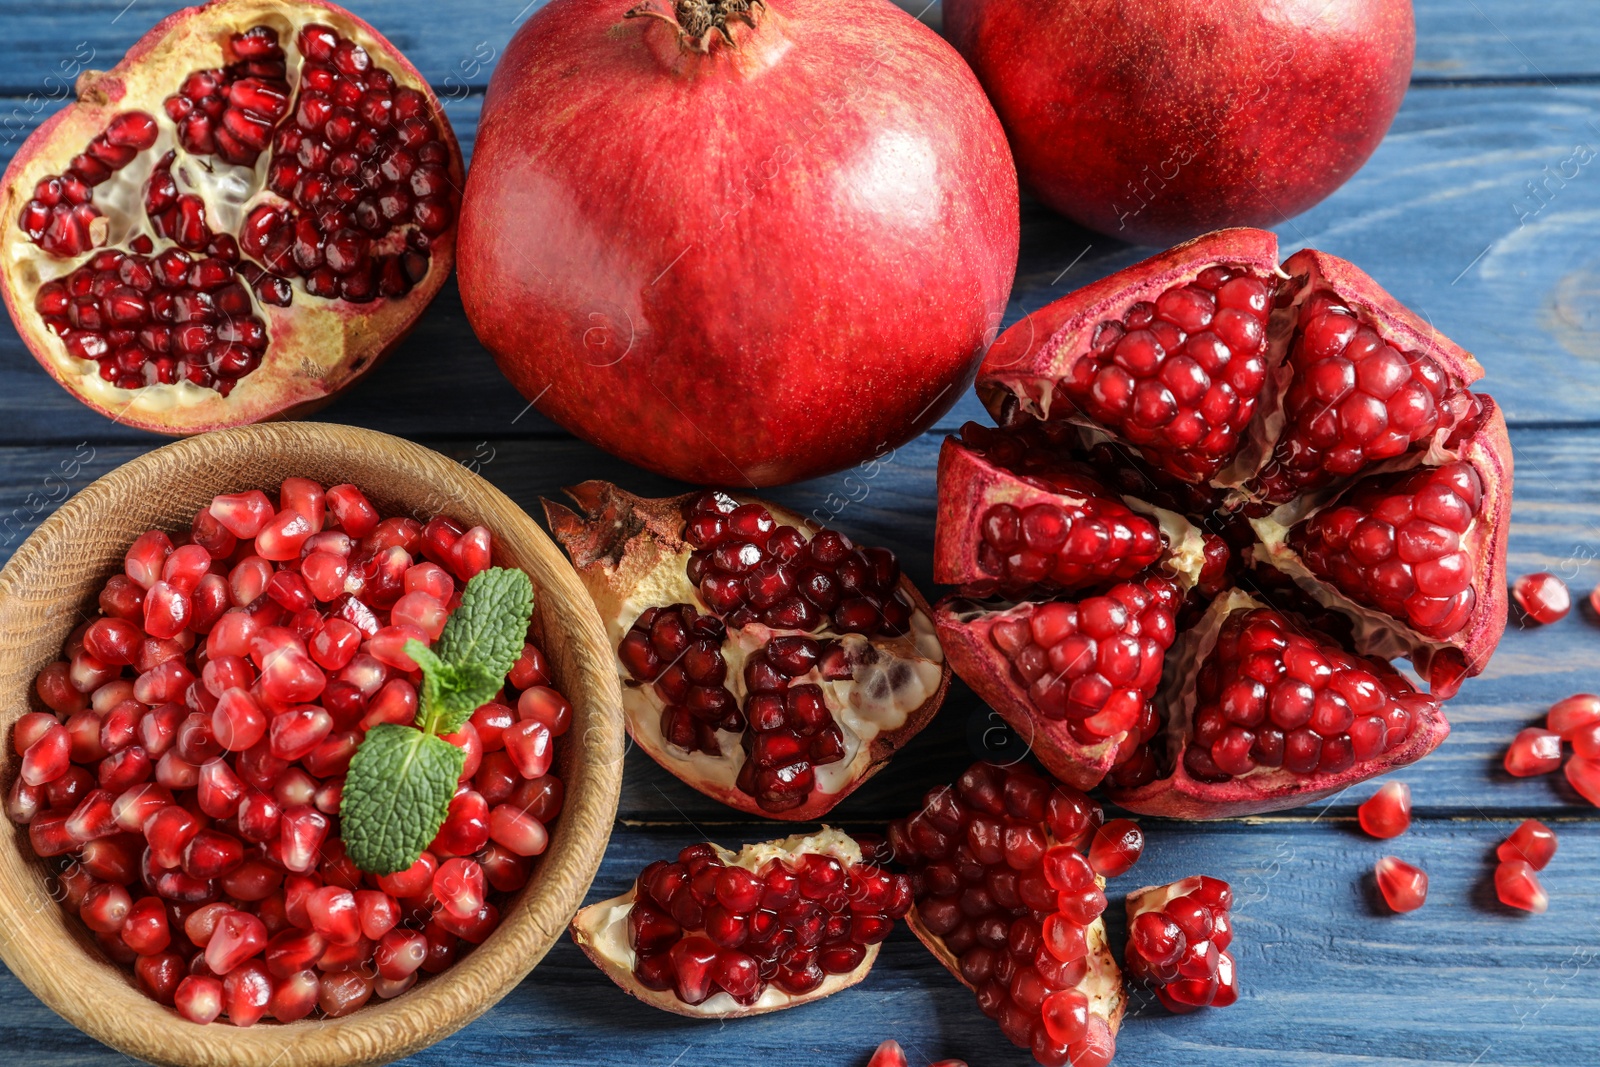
[935,228,1511,817]
[14,480,562,1023]
[0,0,460,433]
[546,482,947,819]
[887,762,1126,1067]
[1124,876,1236,1013]
[569,829,905,1016]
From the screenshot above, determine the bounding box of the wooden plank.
[0,0,1594,95]
[1,426,1596,821]
[0,817,1594,1065]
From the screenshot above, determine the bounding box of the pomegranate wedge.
[935,228,1508,817]
[546,482,947,819]
[569,829,905,1017]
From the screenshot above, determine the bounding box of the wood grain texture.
[0,424,625,1067]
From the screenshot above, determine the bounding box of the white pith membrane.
[0,0,456,430]
[610,547,944,799]
[1127,875,1204,916]
[909,871,1125,1040]
[569,829,878,1017]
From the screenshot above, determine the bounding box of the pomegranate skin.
[942,0,1413,243]
[458,0,1019,486]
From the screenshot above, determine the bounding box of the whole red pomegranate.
[942,0,1413,243]
[0,0,461,433]
[934,228,1512,817]
[459,0,1019,486]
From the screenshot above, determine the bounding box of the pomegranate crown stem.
[625,0,767,52]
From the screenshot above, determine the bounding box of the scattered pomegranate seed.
[1512,572,1570,625]
[14,478,568,1025]
[1547,693,1600,739]
[866,1040,969,1067]
[1494,859,1549,914]
[1497,819,1557,870]
[1563,755,1600,806]
[1124,875,1236,1012]
[1087,818,1144,877]
[1504,727,1563,777]
[1373,856,1428,913]
[1357,781,1411,839]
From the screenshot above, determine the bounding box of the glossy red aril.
[1504,728,1562,777]
[1547,694,1600,739]
[1495,860,1548,914]
[1357,782,1411,839]
[1498,819,1556,870]
[15,478,569,1025]
[1512,573,1570,625]
[867,1041,969,1067]
[1374,856,1428,913]
[887,762,1125,1067]
[547,483,947,820]
[936,230,1507,817]
[460,0,1018,487]
[1564,755,1600,806]
[570,830,906,1017]
[1087,820,1143,878]
[0,0,461,432]
[1124,876,1236,1012]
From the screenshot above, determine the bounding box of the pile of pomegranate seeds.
[868,1039,968,1067]
[1059,265,1274,483]
[1290,461,1485,639]
[986,575,1178,754]
[1184,608,1440,783]
[1123,876,1237,1012]
[888,762,1124,1067]
[623,840,910,1006]
[1373,856,1428,913]
[1253,292,1472,504]
[1491,694,1600,806]
[15,479,566,1024]
[1494,819,1555,914]
[21,22,451,393]
[1356,781,1412,839]
[1511,571,1570,625]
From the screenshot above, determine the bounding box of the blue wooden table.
[4,1,1600,1063]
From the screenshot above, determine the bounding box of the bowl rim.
[0,422,625,1067]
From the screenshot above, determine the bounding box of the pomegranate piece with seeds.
[1357,781,1411,839]
[1374,856,1428,913]
[1498,819,1557,870]
[14,478,567,1025]
[888,762,1126,1067]
[0,0,460,432]
[1495,860,1549,914]
[939,228,1509,817]
[569,829,905,1017]
[545,482,947,820]
[1124,875,1237,1013]
[1512,572,1570,625]
[1504,727,1563,777]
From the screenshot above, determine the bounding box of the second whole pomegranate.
[458,0,1020,487]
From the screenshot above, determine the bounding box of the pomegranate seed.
[269,968,320,1022]
[1357,781,1411,838]
[135,951,186,1005]
[376,852,437,898]
[211,688,267,751]
[175,975,225,1023]
[489,803,549,857]
[1564,755,1600,806]
[20,724,71,786]
[503,719,553,779]
[433,857,486,920]
[1373,856,1428,913]
[222,959,274,1026]
[1498,819,1557,870]
[121,895,172,954]
[1504,727,1562,777]
[210,491,274,538]
[1547,693,1600,739]
[206,910,269,973]
[81,882,133,933]
[1087,819,1143,877]
[1513,572,1570,624]
[279,805,330,873]
[326,484,380,537]
[318,970,374,1017]
[1495,859,1549,914]
[375,929,428,980]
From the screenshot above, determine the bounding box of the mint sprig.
[343,567,535,874]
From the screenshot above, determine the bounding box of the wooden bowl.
[0,423,625,1067]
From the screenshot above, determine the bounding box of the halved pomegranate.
[569,829,905,1016]
[935,228,1510,817]
[0,0,460,433]
[546,482,947,819]
[887,762,1126,1067]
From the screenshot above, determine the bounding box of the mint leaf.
[433,567,533,683]
[408,640,504,735]
[341,724,466,874]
